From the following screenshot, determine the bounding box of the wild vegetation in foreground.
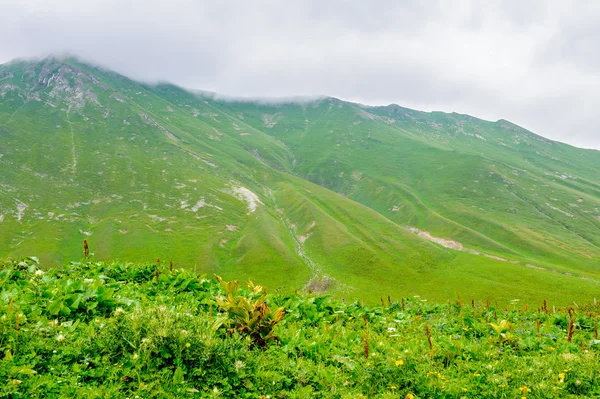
[2,258,600,398]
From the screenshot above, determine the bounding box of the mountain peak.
[0,55,115,111]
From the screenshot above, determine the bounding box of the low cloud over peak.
[1,0,599,149]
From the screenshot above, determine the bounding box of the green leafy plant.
[212,275,285,347]
[489,319,514,344]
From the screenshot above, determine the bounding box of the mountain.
[1,56,600,304]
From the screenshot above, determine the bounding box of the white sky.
[1,0,600,149]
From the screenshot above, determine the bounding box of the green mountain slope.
[1,56,599,304]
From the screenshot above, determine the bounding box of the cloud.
[1,0,599,149]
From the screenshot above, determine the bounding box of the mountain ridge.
[7,53,593,152]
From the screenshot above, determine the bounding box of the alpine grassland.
[2,258,600,398]
[1,56,600,304]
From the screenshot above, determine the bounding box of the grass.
[1,56,600,304]
[2,258,600,398]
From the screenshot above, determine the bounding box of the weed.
[212,275,285,348]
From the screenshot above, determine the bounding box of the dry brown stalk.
[363,315,369,359]
[567,308,574,343]
[425,323,433,350]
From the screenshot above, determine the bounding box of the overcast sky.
[1,0,599,149]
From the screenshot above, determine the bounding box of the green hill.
[1,56,600,304]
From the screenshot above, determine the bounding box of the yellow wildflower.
[405,394,415,399]
[395,359,404,366]
[185,342,191,348]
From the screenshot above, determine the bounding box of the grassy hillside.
[2,259,600,398]
[1,56,600,304]
[207,98,600,272]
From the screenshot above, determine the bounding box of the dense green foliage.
[2,259,600,398]
[1,56,600,304]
